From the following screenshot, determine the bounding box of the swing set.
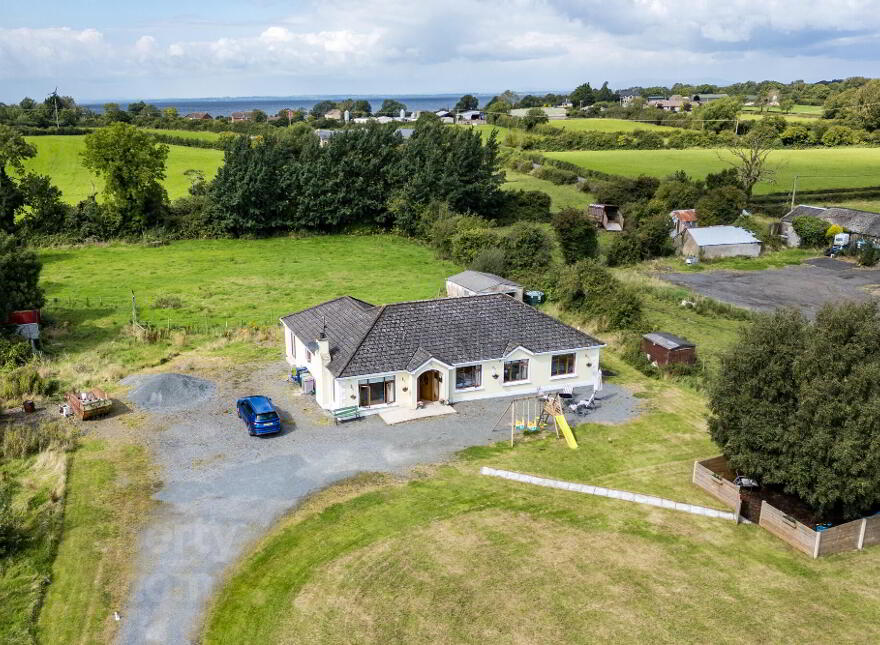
[492,393,579,449]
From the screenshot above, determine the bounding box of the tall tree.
[552,207,598,264]
[377,99,407,116]
[0,125,36,233]
[81,123,169,231]
[0,233,44,319]
[454,94,479,112]
[723,129,776,198]
[570,83,595,107]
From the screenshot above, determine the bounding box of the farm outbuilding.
[589,204,624,232]
[670,209,698,237]
[446,271,523,301]
[781,205,880,248]
[681,226,761,259]
[641,333,696,366]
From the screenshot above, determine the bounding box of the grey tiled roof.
[446,270,521,293]
[281,294,603,378]
[782,205,880,237]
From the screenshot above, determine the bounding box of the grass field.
[201,354,880,644]
[0,449,68,645]
[37,439,155,645]
[142,128,225,141]
[550,118,681,133]
[502,169,594,211]
[741,104,823,115]
[738,112,819,123]
[37,235,459,388]
[20,136,224,203]
[545,147,880,195]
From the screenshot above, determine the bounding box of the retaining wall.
[692,456,742,521]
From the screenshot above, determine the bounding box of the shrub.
[825,224,844,240]
[0,421,78,460]
[780,125,811,146]
[557,259,643,330]
[605,233,645,267]
[552,207,598,264]
[821,125,859,146]
[430,213,491,259]
[153,295,184,310]
[792,215,830,247]
[531,165,578,185]
[0,335,32,368]
[450,228,507,266]
[470,248,508,275]
[605,215,673,267]
[504,222,554,276]
[695,186,748,226]
[500,189,552,224]
[858,243,879,267]
[0,365,56,402]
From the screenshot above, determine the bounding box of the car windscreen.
[255,412,278,421]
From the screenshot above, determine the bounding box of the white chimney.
[317,330,331,365]
[344,110,350,123]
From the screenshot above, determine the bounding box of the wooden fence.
[692,456,742,522]
[693,456,880,557]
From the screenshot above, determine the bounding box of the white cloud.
[2,1,880,98]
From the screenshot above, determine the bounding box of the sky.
[2,0,880,102]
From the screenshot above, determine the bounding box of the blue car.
[236,395,282,436]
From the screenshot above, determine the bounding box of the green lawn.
[37,235,459,388]
[20,135,224,203]
[738,112,819,123]
[201,356,880,644]
[545,147,880,195]
[37,439,154,645]
[141,128,226,141]
[0,449,67,645]
[502,169,594,211]
[741,104,823,116]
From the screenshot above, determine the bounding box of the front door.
[417,370,440,402]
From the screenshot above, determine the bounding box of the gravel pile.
[123,373,215,412]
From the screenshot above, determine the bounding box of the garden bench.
[332,406,361,424]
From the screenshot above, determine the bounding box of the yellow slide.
[555,414,578,449]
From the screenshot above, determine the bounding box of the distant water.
[83,94,498,116]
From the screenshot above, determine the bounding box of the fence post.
[858,518,867,550]
[812,529,821,559]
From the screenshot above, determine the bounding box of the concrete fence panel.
[817,520,864,557]
[692,457,742,519]
[758,501,819,557]
[862,515,880,549]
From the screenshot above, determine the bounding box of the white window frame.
[455,364,483,391]
[550,352,577,379]
[503,359,530,384]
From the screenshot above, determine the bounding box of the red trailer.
[5,309,41,325]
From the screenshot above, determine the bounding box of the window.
[551,353,576,377]
[358,376,396,407]
[455,365,482,389]
[256,412,278,421]
[503,359,529,383]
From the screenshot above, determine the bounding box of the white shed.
[445,271,523,300]
[681,226,762,259]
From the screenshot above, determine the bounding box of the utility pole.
[790,175,799,211]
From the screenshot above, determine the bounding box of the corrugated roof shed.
[687,226,760,247]
[671,209,698,222]
[643,332,695,350]
[447,270,520,293]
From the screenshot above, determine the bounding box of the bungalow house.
[670,209,698,237]
[229,111,252,122]
[510,107,567,120]
[280,294,604,415]
[446,271,523,300]
[681,225,762,259]
[781,205,880,247]
[691,93,728,105]
[184,112,212,120]
[457,110,484,123]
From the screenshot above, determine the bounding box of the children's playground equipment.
[493,390,597,450]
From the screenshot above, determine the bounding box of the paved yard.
[661,258,880,317]
[116,362,639,644]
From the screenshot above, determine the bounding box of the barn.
[640,333,696,366]
[681,226,761,259]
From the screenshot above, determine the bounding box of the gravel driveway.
[117,362,638,644]
[661,258,880,317]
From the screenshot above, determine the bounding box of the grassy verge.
[37,438,155,645]
[647,247,819,273]
[501,169,594,211]
[20,135,224,203]
[0,449,68,645]
[201,361,880,644]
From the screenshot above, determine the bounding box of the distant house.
[589,204,624,232]
[314,129,342,147]
[641,333,696,367]
[375,115,394,124]
[681,226,762,259]
[781,205,880,247]
[446,271,523,301]
[435,110,451,118]
[440,116,455,124]
[670,209,698,237]
[324,109,343,120]
[229,111,252,122]
[184,112,212,120]
[457,110,484,122]
[509,107,567,120]
[647,94,690,112]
